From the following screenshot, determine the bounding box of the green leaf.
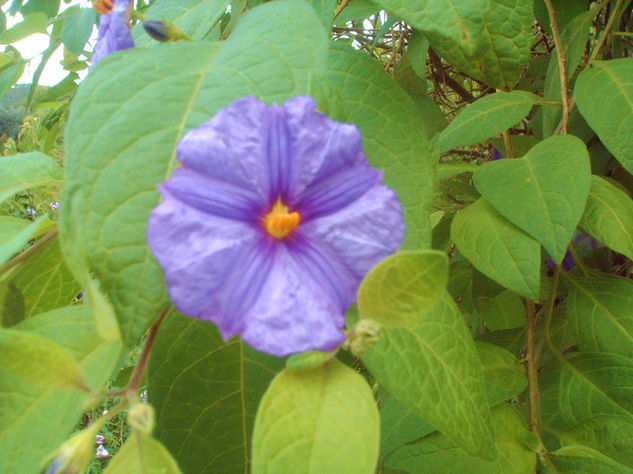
[540,352,633,431]
[132,0,230,47]
[371,0,532,89]
[286,349,338,369]
[473,135,591,263]
[0,327,89,391]
[357,250,448,327]
[379,391,435,464]
[475,289,525,331]
[360,292,496,459]
[0,216,54,268]
[575,58,633,175]
[476,341,527,406]
[334,0,379,25]
[567,275,633,358]
[147,309,284,473]
[0,307,121,473]
[451,198,541,300]
[554,415,633,469]
[0,281,24,327]
[61,8,96,56]
[61,0,328,347]
[547,445,632,473]
[541,10,594,137]
[326,42,434,248]
[8,234,80,319]
[384,404,535,474]
[20,0,61,18]
[439,91,539,153]
[252,359,379,474]
[579,176,633,260]
[0,152,63,204]
[0,12,47,43]
[104,432,182,474]
[0,61,25,98]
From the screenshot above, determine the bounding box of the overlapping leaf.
[147,310,284,473]
[252,359,379,473]
[104,432,182,474]
[576,58,633,174]
[0,152,63,204]
[451,198,541,300]
[474,135,591,263]
[359,292,496,459]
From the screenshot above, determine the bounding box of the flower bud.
[143,20,192,43]
[127,402,155,434]
[46,423,101,474]
[346,319,381,357]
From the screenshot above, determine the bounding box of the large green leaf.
[61,7,96,56]
[252,359,379,473]
[61,0,329,347]
[567,275,633,358]
[541,10,594,137]
[360,292,496,459]
[451,198,541,300]
[104,432,182,474]
[369,0,531,89]
[580,175,633,260]
[384,404,535,474]
[576,58,633,174]
[0,306,121,473]
[473,135,591,263]
[547,445,632,473]
[0,152,63,204]
[439,91,539,153]
[533,0,588,35]
[0,327,89,391]
[326,42,434,249]
[357,250,448,327]
[9,235,80,320]
[554,415,633,469]
[540,352,633,431]
[131,0,231,47]
[147,310,284,473]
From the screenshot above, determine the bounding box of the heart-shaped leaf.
[473,135,591,263]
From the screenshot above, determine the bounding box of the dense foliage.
[1,0,633,473]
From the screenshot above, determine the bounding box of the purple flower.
[147,96,404,356]
[490,147,504,161]
[92,0,134,67]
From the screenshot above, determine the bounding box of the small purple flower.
[49,201,59,210]
[147,96,404,356]
[95,445,110,459]
[92,0,134,67]
[490,147,504,161]
[26,207,36,216]
[95,435,104,445]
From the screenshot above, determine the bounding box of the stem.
[333,0,350,22]
[544,0,569,134]
[127,309,167,392]
[0,228,58,275]
[543,264,561,356]
[502,130,515,158]
[525,300,541,433]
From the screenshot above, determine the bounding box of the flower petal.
[238,243,348,356]
[92,0,134,66]
[147,193,260,317]
[300,184,405,282]
[159,168,262,221]
[177,97,275,201]
[281,96,371,205]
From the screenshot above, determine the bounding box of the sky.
[3,0,93,86]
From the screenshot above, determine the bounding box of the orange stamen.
[94,0,114,15]
[263,199,300,239]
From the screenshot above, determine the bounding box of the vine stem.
[543,0,569,134]
[525,300,540,433]
[333,0,350,22]
[127,308,168,393]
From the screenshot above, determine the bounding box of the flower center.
[263,199,300,239]
[94,0,114,15]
